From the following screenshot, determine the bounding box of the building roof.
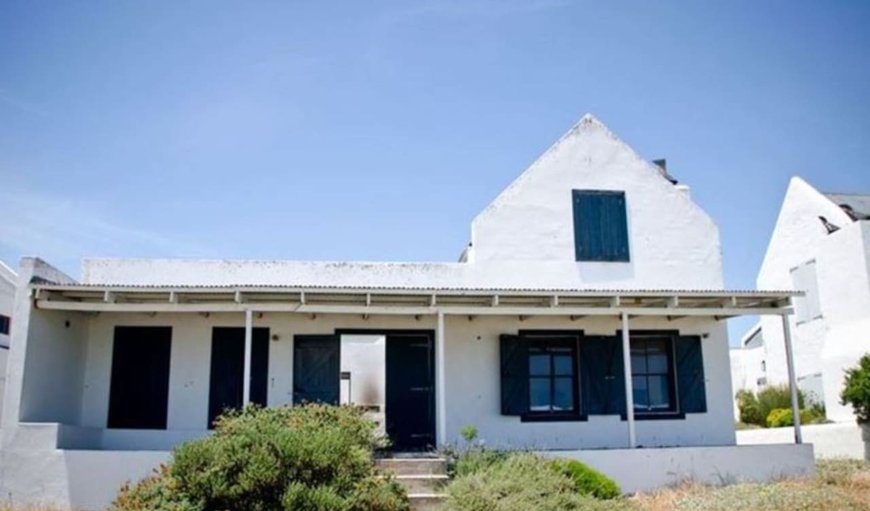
[823,192,870,221]
[31,282,798,318]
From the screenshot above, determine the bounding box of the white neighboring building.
[0,261,16,423]
[736,177,870,422]
[0,115,811,509]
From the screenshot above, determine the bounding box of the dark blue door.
[293,335,340,405]
[386,333,435,450]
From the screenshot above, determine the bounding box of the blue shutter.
[675,336,706,413]
[580,336,626,415]
[500,334,528,415]
[573,190,630,262]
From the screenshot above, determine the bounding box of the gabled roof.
[823,192,870,221]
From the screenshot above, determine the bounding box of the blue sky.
[1,1,869,341]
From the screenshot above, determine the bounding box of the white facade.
[0,261,17,423]
[0,115,811,509]
[736,177,870,422]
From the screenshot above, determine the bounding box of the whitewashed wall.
[0,262,16,421]
[9,311,736,451]
[756,178,870,422]
[468,115,723,289]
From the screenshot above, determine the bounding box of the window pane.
[553,377,574,411]
[648,375,671,410]
[632,375,648,410]
[529,378,551,411]
[631,345,647,374]
[647,341,668,374]
[529,354,550,376]
[553,354,573,376]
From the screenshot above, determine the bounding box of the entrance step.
[377,457,448,510]
[395,473,449,494]
[376,457,447,476]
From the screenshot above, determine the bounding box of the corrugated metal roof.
[31,280,798,296]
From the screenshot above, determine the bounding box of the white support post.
[621,312,636,448]
[781,313,803,444]
[243,309,253,406]
[436,311,447,447]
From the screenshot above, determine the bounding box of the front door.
[386,333,436,450]
[293,335,340,405]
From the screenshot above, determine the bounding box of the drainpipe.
[621,312,636,448]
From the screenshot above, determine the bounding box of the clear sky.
[1,1,869,342]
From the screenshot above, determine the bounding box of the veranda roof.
[30,283,798,317]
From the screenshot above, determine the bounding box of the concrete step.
[409,493,446,511]
[376,457,448,476]
[394,474,449,494]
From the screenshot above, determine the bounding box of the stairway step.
[409,493,446,511]
[394,474,449,494]
[377,457,447,476]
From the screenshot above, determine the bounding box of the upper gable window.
[572,190,630,262]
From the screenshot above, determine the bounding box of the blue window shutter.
[500,334,528,415]
[573,190,630,262]
[675,336,706,413]
[580,336,626,415]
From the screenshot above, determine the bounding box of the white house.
[0,261,16,422]
[0,115,812,509]
[733,177,870,422]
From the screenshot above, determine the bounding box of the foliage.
[736,385,810,427]
[765,406,826,428]
[111,404,408,511]
[459,425,478,443]
[443,453,634,511]
[840,353,870,424]
[550,459,621,499]
[110,465,199,511]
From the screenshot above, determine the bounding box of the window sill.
[620,412,685,421]
[521,413,587,423]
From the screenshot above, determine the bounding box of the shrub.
[111,404,408,511]
[443,453,632,511]
[841,353,870,424]
[549,459,621,499]
[765,406,826,428]
[737,386,807,427]
[736,389,763,426]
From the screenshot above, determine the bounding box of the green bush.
[549,459,621,499]
[840,353,870,424]
[111,405,409,511]
[443,453,633,511]
[737,386,807,427]
[766,405,827,428]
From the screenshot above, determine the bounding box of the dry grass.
[632,459,870,511]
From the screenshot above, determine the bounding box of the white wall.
[0,262,17,422]
[757,178,870,422]
[47,311,738,451]
[543,444,814,494]
[738,422,864,459]
[468,115,723,289]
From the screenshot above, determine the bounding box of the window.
[631,337,676,414]
[500,333,581,420]
[528,342,576,413]
[790,260,822,323]
[0,314,9,335]
[572,190,630,262]
[208,327,270,428]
